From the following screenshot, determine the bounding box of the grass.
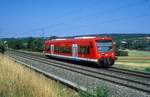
[115,49,150,73]
[0,54,79,97]
[0,54,109,97]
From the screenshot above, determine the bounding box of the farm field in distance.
[114,50,150,73]
[0,54,79,97]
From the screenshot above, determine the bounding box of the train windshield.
[96,40,113,52]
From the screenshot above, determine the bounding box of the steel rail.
[109,67,150,79]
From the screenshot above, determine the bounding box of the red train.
[43,36,117,67]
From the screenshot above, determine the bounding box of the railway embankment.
[0,54,78,97]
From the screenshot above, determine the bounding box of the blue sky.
[0,0,150,38]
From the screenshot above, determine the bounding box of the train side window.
[54,46,59,53]
[54,46,71,54]
[44,45,47,50]
[47,46,51,51]
[59,46,72,54]
[63,46,72,53]
[45,45,49,51]
[78,46,90,54]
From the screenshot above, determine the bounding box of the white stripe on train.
[44,53,98,62]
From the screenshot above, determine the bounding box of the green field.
[127,50,150,57]
[114,50,150,72]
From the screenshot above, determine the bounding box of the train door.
[72,44,78,57]
[51,44,54,54]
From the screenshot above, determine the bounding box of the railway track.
[7,50,150,95]
[10,50,150,78]
[110,67,150,79]
[9,50,150,79]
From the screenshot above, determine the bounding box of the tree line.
[1,34,150,56]
[7,37,44,52]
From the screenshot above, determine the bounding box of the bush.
[79,86,109,97]
[0,46,5,54]
[144,67,150,72]
[0,44,6,54]
[116,50,128,56]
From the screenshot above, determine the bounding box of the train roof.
[44,36,113,43]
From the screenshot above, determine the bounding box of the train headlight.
[112,53,114,56]
[105,54,108,56]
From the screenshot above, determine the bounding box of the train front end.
[96,38,116,67]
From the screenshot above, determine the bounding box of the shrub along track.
[7,50,150,95]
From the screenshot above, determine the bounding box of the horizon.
[1,33,150,39]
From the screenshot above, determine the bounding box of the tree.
[0,41,6,54]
